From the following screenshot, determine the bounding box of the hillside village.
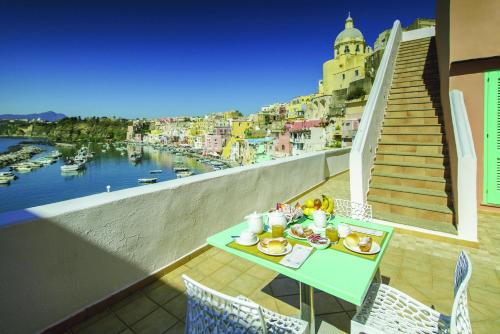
[130,17,435,165]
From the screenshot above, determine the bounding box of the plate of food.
[307,234,331,249]
[287,224,314,240]
[257,237,292,256]
[342,233,380,255]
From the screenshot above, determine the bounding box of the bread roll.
[345,233,360,248]
[268,240,285,254]
[359,237,373,252]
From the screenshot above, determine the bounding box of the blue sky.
[0,0,436,119]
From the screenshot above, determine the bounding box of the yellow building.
[222,119,253,159]
[287,94,316,120]
[320,14,372,94]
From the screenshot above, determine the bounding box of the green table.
[207,216,393,333]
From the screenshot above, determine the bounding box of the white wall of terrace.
[0,148,350,334]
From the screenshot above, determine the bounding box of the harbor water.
[0,137,216,214]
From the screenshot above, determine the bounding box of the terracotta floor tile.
[131,308,177,334]
[162,293,188,320]
[113,293,158,326]
[73,313,126,334]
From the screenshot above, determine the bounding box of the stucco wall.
[449,0,500,63]
[436,0,499,208]
[450,74,485,205]
[0,149,350,334]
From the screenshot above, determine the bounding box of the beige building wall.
[436,0,500,209]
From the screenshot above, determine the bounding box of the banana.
[325,195,334,214]
[321,194,329,211]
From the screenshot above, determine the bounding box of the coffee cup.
[312,210,328,228]
[337,223,351,238]
[239,229,256,243]
[246,212,264,234]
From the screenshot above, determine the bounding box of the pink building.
[214,126,231,136]
[289,119,322,132]
[204,134,223,154]
[274,131,292,156]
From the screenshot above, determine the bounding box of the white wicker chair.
[351,251,473,334]
[334,198,373,222]
[183,274,308,334]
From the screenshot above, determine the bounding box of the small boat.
[149,170,163,174]
[138,178,157,183]
[61,163,84,172]
[0,178,10,185]
[16,166,32,172]
[0,172,17,180]
[173,166,189,172]
[176,171,193,178]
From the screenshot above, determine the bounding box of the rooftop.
[67,172,500,334]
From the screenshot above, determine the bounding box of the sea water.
[0,137,214,214]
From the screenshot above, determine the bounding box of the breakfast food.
[290,225,313,238]
[302,194,334,215]
[307,233,330,249]
[268,239,286,254]
[358,237,373,252]
[345,233,360,248]
[259,237,288,249]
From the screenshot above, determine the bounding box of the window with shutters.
[484,70,500,205]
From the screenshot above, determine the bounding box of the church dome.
[335,13,364,45]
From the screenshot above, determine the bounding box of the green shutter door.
[484,70,500,205]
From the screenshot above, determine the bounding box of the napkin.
[280,244,313,269]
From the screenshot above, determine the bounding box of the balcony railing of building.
[0,148,350,334]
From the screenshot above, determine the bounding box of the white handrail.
[350,20,402,203]
[449,90,477,242]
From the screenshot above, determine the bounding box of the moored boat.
[138,177,157,183]
[0,172,17,180]
[149,169,163,174]
[176,171,193,178]
[61,163,84,172]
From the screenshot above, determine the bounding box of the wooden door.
[484,70,500,205]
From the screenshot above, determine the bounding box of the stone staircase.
[367,37,456,234]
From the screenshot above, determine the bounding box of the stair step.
[388,96,438,104]
[389,90,439,99]
[381,133,444,143]
[386,109,439,117]
[386,103,440,111]
[373,163,447,178]
[399,37,432,47]
[376,151,444,165]
[369,183,451,206]
[378,142,446,155]
[384,116,440,126]
[397,51,436,63]
[374,160,445,169]
[394,64,438,75]
[370,210,457,235]
[371,171,449,191]
[394,69,439,80]
[376,150,444,158]
[368,194,453,216]
[382,125,442,134]
[396,57,437,68]
[391,80,437,88]
[392,75,440,85]
[398,48,432,58]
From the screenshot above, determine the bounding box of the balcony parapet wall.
[0,148,349,334]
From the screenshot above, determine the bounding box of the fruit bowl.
[307,234,331,250]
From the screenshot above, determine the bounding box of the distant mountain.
[0,111,66,122]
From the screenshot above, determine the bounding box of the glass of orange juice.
[271,224,284,238]
[326,226,339,244]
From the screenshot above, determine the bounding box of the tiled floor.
[70,171,500,334]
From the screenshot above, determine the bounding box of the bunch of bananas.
[320,194,334,214]
[302,194,334,216]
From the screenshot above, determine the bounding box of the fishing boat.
[149,169,163,174]
[173,166,189,172]
[0,172,17,180]
[61,163,84,172]
[138,178,157,183]
[0,178,10,185]
[176,171,193,178]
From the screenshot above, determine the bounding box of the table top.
[207,216,393,306]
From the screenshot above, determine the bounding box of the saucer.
[236,236,259,246]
